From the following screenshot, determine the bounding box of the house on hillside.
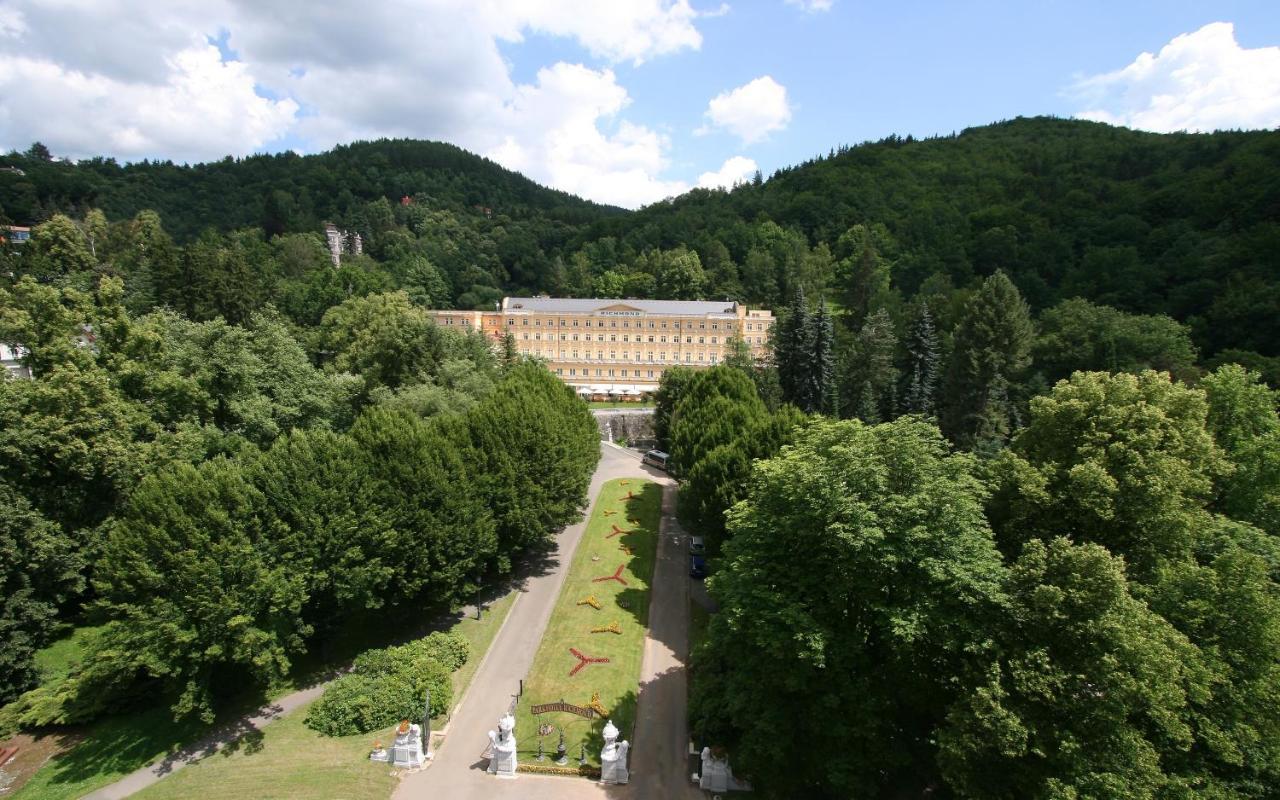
[322,223,363,267]
[1,344,32,380]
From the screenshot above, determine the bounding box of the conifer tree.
[941,271,1034,448]
[774,287,813,410]
[808,300,837,414]
[902,304,941,416]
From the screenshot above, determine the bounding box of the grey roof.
[503,296,738,316]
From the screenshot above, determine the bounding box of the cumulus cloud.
[0,43,297,162]
[697,155,758,189]
[784,0,834,12]
[487,63,689,208]
[1070,22,1280,132]
[0,0,713,207]
[698,75,792,144]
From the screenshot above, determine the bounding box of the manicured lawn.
[10,591,518,800]
[512,478,661,767]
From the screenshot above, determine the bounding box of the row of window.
[556,368,662,379]
[522,332,727,344]
[510,317,741,330]
[530,349,721,364]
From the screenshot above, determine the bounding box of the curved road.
[394,442,701,799]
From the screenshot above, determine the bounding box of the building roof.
[503,296,739,316]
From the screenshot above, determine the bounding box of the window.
[611,321,618,328]
[608,369,615,377]
[647,336,654,343]
[522,333,529,340]
[622,352,628,359]
[534,333,541,340]
[572,334,579,341]
[698,337,704,344]
[573,320,579,326]
[709,355,718,364]
[610,334,617,342]
[685,336,693,344]
[570,368,576,376]
[647,370,654,378]
[597,334,605,342]
[573,350,579,358]
[611,351,617,359]
[711,337,718,344]
[712,323,719,330]
[648,321,655,328]
[597,351,604,359]
[560,334,567,341]
[661,322,668,329]
[555,368,562,374]
[700,322,706,329]
[660,335,668,343]
[535,319,541,326]
[623,321,630,328]
[522,319,529,326]
[507,319,515,326]
[596,369,602,377]
[559,350,565,358]
[633,370,641,377]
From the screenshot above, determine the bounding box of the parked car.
[688,536,706,555]
[642,449,670,471]
[690,554,707,579]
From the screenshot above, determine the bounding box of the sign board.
[530,699,597,719]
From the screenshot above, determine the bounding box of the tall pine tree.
[941,271,1034,448]
[808,300,837,415]
[902,304,941,416]
[774,287,813,410]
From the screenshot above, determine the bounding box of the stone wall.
[595,411,656,449]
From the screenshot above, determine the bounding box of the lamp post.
[421,686,431,758]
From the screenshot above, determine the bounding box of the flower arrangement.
[618,544,632,555]
[517,763,601,778]
[606,524,625,539]
[591,565,627,585]
[576,595,601,610]
[588,692,609,718]
[568,647,610,676]
[591,620,622,635]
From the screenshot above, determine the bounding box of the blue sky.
[1,1,1278,208]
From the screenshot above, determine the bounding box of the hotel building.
[429,296,774,391]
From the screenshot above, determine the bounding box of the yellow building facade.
[428,297,774,390]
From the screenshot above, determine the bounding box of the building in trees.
[428,296,773,391]
[322,222,363,266]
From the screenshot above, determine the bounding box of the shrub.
[412,631,470,672]
[306,639,455,737]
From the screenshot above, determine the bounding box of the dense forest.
[2,116,1280,799]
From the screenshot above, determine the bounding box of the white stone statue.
[698,745,751,792]
[390,721,425,768]
[599,719,630,785]
[486,712,518,778]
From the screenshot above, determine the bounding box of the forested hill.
[580,117,1280,358]
[3,118,1278,361]
[0,138,623,240]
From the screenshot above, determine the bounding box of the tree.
[690,418,1007,797]
[0,364,151,532]
[348,407,496,602]
[668,366,762,477]
[774,287,813,410]
[942,271,1034,448]
[1200,364,1280,535]
[841,307,898,422]
[94,457,310,722]
[0,486,84,705]
[463,364,600,565]
[655,249,707,300]
[1034,298,1199,385]
[653,367,698,452]
[988,370,1229,580]
[902,303,941,416]
[807,300,837,415]
[28,214,94,277]
[939,538,1204,800]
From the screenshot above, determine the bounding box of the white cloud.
[698,75,792,144]
[1070,22,1280,132]
[0,43,297,162]
[696,155,757,189]
[0,0,711,207]
[784,0,833,12]
[486,62,689,208]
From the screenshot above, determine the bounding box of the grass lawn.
[32,626,102,685]
[512,478,661,767]
[10,591,519,800]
